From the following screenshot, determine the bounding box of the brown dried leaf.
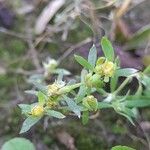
[35,0,65,35]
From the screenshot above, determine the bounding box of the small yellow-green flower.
[82,95,98,111]
[95,59,115,78]
[31,105,44,117]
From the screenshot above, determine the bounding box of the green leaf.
[65,97,83,118]
[111,68,138,92]
[2,137,35,150]
[111,145,135,150]
[81,69,88,83]
[88,44,97,67]
[37,91,47,105]
[101,37,114,61]
[18,104,31,115]
[20,116,41,134]
[98,102,112,109]
[74,55,94,71]
[76,85,87,103]
[125,99,150,108]
[116,68,138,77]
[82,111,89,125]
[117,111,135,125]
[46,110,65,119]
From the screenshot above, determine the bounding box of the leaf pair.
[74,37,115,70]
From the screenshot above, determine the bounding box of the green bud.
[85,73,103,88]
[91,74,103,88]
[96,57,106,65]
[82,95,98,111]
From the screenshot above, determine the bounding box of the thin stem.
[114,77,132,95]
[96,88,108,96]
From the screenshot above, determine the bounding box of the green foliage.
[20,116,41,134]
[88,44,97,68]
[46,110,66,119]
[111,145,135,150]
[74,55,94,71]
[82,111,89,125]
[18,36,150,134]
[1,138,35,150]
[101,36,115,61]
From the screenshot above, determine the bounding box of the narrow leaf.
[65,97,83,118]
[18,104,31,114]
[125,100,150,108]
[46,110,65,119]
[82,111,89,125]
[88,44,97,67]
[98,102,112,109]
[74,55,94,71]
[20,116,41,134]
[116,68,138,77]
[38,91,47,105]
[101,37,114,61]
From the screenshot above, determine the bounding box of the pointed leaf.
[46,110,65,119]
[65,97,83,118]
[88,44,97,67]
[82,111,89,125]
[18,104,31,115]
[74,55,94,71]
[20,116,41,134]
[101,37,114,61]
[38,91,47,105]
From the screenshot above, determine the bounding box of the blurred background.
[0,0,150,149]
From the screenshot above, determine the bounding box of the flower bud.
[47,81,65,96]
[85,73,103,88]
[96,57,106,65]
[82,95,98,111]
[95,60,115,79]
[31,105,44,117]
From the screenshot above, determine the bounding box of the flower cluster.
[31,105,44,117]
[95,57,116,82]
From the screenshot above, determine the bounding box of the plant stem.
[114,77,132,95]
